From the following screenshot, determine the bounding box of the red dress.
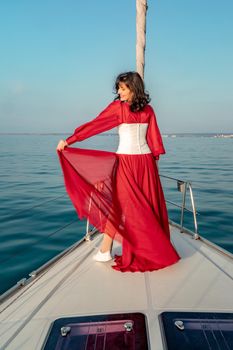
[58,100,180,272]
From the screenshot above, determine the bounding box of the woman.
[57,72,180,272]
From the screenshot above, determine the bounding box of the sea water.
[0,133,232,294]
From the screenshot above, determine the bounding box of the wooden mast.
[136,0,148,79]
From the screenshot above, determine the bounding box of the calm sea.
[0,133,232,294]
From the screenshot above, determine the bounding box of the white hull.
[0,224,232,349]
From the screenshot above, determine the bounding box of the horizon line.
[0,132,233,135]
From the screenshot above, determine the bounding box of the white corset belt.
[116,123,151,154]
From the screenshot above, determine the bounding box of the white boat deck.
[0,225,232,349]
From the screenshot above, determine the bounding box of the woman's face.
[118,82,134,103]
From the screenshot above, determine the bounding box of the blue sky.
[0,0,232,133]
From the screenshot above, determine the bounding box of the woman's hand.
[56,139,68,151]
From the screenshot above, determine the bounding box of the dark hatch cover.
[159,311,233,350]
[42,312,148,350]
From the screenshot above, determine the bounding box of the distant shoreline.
[1,132,233,138]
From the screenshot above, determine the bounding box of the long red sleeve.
[66,100,121,145]
[146,107,165,160]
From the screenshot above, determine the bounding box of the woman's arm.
[146,106,165,160]
[65,100,121,146]
[56,100,121,151]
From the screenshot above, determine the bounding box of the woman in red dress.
[57,72,180,272]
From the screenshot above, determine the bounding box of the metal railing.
[159,174,199,239]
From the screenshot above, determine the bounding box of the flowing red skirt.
[58,148,180,272]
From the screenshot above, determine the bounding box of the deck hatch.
[159,311,233,350]
[42,313,148,349]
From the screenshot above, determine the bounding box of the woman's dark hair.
[114,71,150,112]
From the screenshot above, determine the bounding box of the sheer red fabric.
[58,100,180,272]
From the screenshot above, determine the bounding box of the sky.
[0,0,233,133]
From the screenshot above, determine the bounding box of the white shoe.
[93,250,112,262]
